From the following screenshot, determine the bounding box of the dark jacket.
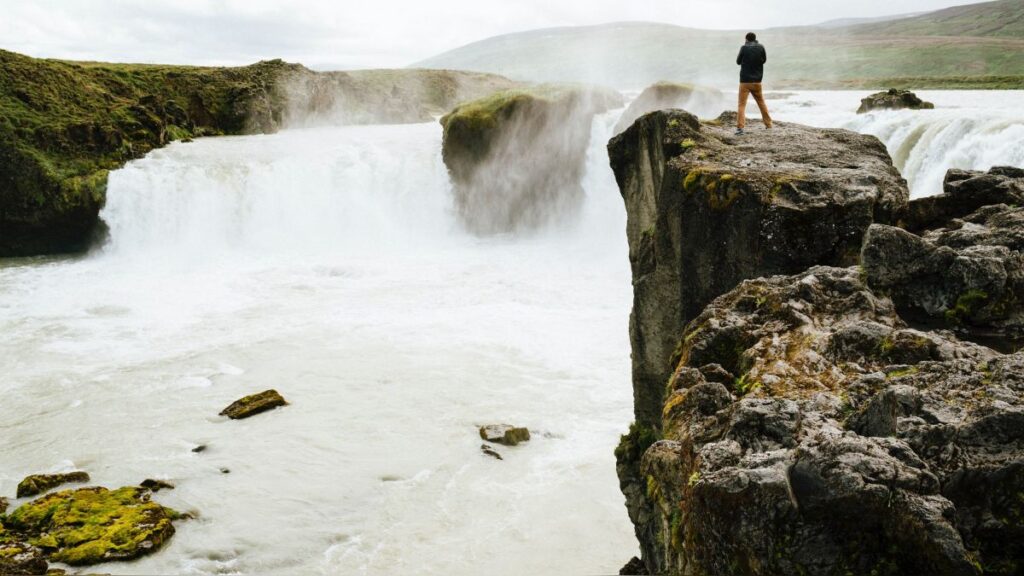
[737,41,767,83]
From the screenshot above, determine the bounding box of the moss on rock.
[219,389,288,419]
[16,472,90,499]
[4,486,177,566]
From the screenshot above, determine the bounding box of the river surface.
[1,91,1021,575]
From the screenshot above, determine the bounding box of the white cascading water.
[1,91,1022,575]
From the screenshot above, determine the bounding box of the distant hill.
[413,0,1024,89]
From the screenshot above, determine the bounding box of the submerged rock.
[139,479,175,492]
[3,486,177,566]
[864,191,1024,343]
[479,424,531,446]
[613,81,724,134]
[440,84,623,234]
[633,265,1021,575]
[607,109,907,428]
[480,444,504,460]
[857,88,935,114]
[219,389,288,419]
[16,472,90,499]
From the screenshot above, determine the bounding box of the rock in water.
[16,472,90,499]
[619,556,649,575]
[440,85,623,234]
[478,424,531,446]
[0,540,48,575]
[0,496,7,514]
[2,486,178,566]
[480,444,504,460]
[857,88,935,114]
[634,265,1022,575]
[613,82,724,135]
[139,479,175,492]
[607,109,907,427]
[219,389,288,419]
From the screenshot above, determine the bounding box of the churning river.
[1,90,1022,575]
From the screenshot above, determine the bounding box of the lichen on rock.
[3,486,178,566]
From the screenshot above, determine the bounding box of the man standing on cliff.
[735,32,772,135]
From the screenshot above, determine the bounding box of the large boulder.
[613,82,725,134]
[857,88,935,114]
[632,265,1021,575]
[607,109,907,429]
[903,166,1024,234]
[440,84,623,234]
[2,486,178,566]
[864,168,1024,345]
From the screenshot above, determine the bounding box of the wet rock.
[440,84,623,234]
[480,444,503,460]
[607,109,907,428]
[220,468,230,474]
[219,389,288,419]
[904,167,1024,234]
[857,88,935,114]
[863,203,1024,341]
[3,486,178,566]
[478,424,531,446]
[625,265,1023,575]
[613,82,724,134]
[0,541,48,575]
[619,555,648,575]
[139,479,175,492]
[191,444,207,453]
[16,472,90,499]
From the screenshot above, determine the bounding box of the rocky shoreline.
[610,107,1023,575]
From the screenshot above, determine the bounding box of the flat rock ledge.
[220,389,288,419]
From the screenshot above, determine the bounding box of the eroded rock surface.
[635,266,1020,575]
[857,88,935,114]
[16,472,90,499]
[613,82,724,135]
[865,168,1024,344]
[220,389,288,419]
[440,85,623,234]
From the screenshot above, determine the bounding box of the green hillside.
[414,1,1024,89]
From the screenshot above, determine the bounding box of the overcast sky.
[0,0,992,69]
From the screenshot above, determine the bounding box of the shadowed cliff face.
[609,110,1024,576]
[440,85,623,234]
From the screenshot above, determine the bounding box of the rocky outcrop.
[610,110,1023,575]
[220,389,288,419]
[16,472,90,499]
[479,424,531,446]
[865,167,1024,346]
[0,49,520,257]
[1,486,179,567]
[857,88,935,113]
[440,85,623,234]
[613,82,724,134]
[0,540,48,575]
[608,109,907,429]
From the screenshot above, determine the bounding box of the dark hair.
[745,32,757,42]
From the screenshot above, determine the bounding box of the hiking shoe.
[735,128,745,136]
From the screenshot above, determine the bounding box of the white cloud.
[0,0,994,69]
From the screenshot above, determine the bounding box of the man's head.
[745,32,757,42]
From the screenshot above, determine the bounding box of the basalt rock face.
[857,88,935,114]
[613,82,725,135]
[607,109,907,429]
[635,266,1023,575]
[440,85,623,234]
[865,167,1024,346]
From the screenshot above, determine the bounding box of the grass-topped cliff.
[0,50,519,257]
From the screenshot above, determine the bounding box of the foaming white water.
[0,116,637,575]
[769,91,1024,197]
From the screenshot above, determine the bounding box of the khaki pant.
[738,83,772,129]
